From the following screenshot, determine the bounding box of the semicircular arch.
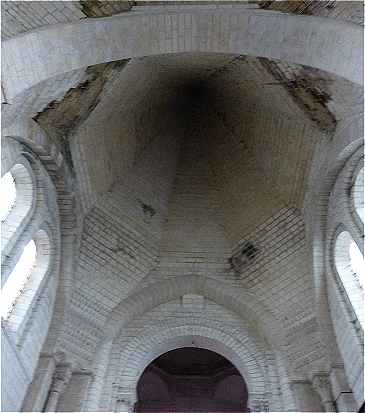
[105,275,286,348]
[117,325,266,398]
[2,9,362,102]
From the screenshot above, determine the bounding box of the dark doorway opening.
[135,347,248,412]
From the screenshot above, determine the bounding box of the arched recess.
[324,143,364,406]
[303,114,364,353]
[307,115,364,295]
[304,117,364,407]
[1,122,74,413]
[333,229,363,325]
[105,275,285,347]
[2,120,76,351]
[113,327,267,408]
[1,157,36,267]
[5,228,53,338]
[351,163,364,228]
[2,9,362,103]
[84,277,288,412]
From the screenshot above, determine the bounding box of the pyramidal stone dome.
[1,2,363,413]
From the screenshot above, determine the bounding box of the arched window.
[349,238,364,289]
[352,166,364,223]
[1,239,37,319]
[335,231,364,328]
[0,171,16,222]
[1,230,52,326]
[1,163,33,253]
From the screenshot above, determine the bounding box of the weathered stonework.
[1,2,363,412]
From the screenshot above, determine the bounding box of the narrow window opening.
[349,239,364,289]
[335,231,364,328]
[353,166,364,223]
[0,171,16,222]
[1,240,37,319]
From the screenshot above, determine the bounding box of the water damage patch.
[229,240,260,274]
[137,199,156,218]
[258,1,363,25]
[80,1,135,17]
[33,60,129,172]
[258,0,335,15]
[259,58,337,133]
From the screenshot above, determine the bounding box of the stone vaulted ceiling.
[1,1,363,378]
[37,49,360,373]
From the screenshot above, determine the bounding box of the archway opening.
[135,347,249,412]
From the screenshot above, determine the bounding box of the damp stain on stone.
[257,1,363,25]
[137,199,156,218]
[259,58,336,133]
[80,0,136,17]
[33,59,129,172]
[257,1,336,17]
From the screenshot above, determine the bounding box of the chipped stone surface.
[2,0,362,42]
[79,0,135,17]
[258,0,364,25]
[259,59,337,132]
[33,60,129,172]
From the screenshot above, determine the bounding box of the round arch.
[116,326,267,403]
[2,9,362,102]
[303,115,364,406]
[85,280,286,412]
[105,275,286,347]
[308,115,364,297]
[85,284,286,411]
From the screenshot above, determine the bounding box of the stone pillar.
[290,380,324,412]
[329,365,358,413]
[274,352,297,412]
[21,354,56,412]
[57,370,94,412]
[312,374,336,412]
[82,339,113,412]
[44,364,72,412]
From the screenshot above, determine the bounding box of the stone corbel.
[312,373,336,412]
